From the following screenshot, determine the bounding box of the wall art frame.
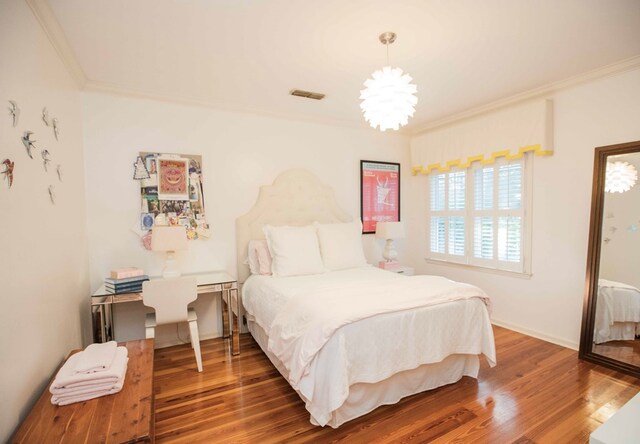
[360,160,401,234]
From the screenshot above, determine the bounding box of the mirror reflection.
[592,152,640,366]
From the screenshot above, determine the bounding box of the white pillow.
[247,240,272,275]
[316,220,368,270]
[263,225,325,277]
[247,240,261,274]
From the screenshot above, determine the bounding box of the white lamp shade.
[375,221,405,240]
[605,161,637,193]
[360,66,418,132]
[152,226,188,252]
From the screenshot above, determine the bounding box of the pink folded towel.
[74,341,117,374]
[50,346,128,392]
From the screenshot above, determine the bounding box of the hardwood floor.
[153,326,640,443]
[592,339,640,366]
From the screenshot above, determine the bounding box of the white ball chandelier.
[605,161,638,193]
[360,32,418,132]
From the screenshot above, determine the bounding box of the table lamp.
[375,221,405,265]
[152,226,188,278]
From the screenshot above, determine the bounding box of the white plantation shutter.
[448,216,465,255]
[474,167,493,210]
[498,163,522,210]
[430,216,445,254]
[428,157,529,274]
[430,174,445,211]
[448,172,465,210]
[498,217,521,262]
[473,217,493,259]
[428,170,467,263]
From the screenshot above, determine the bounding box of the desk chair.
[142,277,203,372]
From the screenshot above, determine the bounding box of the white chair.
[142,277,203,372]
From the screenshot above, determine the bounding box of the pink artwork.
[158,157,188,201]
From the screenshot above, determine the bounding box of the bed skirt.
[247,320,480,428]
[595,321,640,344]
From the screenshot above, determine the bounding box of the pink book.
[379,261,400,270]
[110,267,144,279]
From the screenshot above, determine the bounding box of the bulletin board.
[139,152,209,240]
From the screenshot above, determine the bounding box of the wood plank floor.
[153,326,640,443]
[593,339,640,366]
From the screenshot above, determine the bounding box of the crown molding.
[84,79,414,135]
[410,55,640,136]
[25,0,87,88]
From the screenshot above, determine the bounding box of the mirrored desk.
[91,271,240,355]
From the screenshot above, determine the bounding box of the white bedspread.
[243,266,496,425]
[595,279,640,343]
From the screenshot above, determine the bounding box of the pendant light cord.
[386,42,390,66]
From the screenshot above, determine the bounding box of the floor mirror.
[579,140,640,377]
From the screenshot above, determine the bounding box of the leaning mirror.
[579,140,640,377]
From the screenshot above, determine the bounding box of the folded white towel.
[50,378,125,396]
[50,346,128,392]
[51,379,125,406]
[74,341,117,374]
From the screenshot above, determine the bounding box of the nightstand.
[382,265,415,276]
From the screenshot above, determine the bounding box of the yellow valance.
[411,99,553,175]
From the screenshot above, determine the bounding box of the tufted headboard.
[236,169,352,283]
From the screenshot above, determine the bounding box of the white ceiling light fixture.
[605,161,638,193]
[360,32,418,132]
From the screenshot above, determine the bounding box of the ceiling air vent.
[290,89,325,100]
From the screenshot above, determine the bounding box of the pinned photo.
[141,213,155,230]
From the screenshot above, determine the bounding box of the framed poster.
[360,160,400,234]
[158,156,189,201]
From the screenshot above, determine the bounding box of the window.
[427,157,530,274]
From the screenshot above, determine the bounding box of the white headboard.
[236,169,352,283]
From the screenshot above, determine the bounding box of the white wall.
[81,92,410,345]
[407,68,640,349]
[0,1,89,441]
[600,153,640,288]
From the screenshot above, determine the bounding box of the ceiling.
[44,0,640,133]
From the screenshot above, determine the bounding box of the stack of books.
[105,268,149,294]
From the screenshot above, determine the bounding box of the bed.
[235,169,496,428]
[594,279,640,344]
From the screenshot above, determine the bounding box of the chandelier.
[360,32,418,132]
[605,161,638,193]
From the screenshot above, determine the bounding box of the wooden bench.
[12,339,155,443]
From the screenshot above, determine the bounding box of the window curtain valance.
[411,99,553,175]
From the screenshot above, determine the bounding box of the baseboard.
[154,331,221,349]
[492,319,579,351]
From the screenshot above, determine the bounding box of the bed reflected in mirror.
[580,141,640,376]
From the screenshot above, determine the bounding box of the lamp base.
[162,252,181,279]
[382,239,398,262]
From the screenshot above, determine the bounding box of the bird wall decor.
[22,131,36,158]
[8,101,20,127]
[41,149,51,171]
[42,107,51,126]
[52,118,59,140]
[2,159,14,188]
[48,185,56,204]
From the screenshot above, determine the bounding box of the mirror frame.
[579,140,640,377]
